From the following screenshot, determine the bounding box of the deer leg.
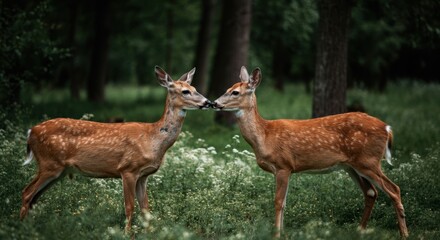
[122,172,137,233]
[345,167,378,230]
[20,166,64,220]
[30,173,64,207]
[274,169,290,238]
[352,162,409,237]
[375,171,408,237]
[135,175,149,212]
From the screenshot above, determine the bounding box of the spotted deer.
[20,66,211,231]
[212,66,408,238]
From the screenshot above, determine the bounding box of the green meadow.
[1,82,439,239]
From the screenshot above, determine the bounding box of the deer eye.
[231,91,240,96]
[182,90,191,95]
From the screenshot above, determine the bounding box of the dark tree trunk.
[209,0,252,126]
[0,77,21,108]
[192,0,215,95]
[165,0,175,72]
[68,0,79,99]
[135,53,148,85]
[272,41,292,92]
[87,0,110,102]
[312,0,353,118]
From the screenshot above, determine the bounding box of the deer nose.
[200,100,213,109]
[211,101,222,109]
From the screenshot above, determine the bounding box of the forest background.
[0,0,439,239]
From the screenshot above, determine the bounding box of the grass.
[1,82,439,239]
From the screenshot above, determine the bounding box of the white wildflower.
[183,231,191,238]
[80,113,94,120]
[107,227,116,235]
[196,166,205,173]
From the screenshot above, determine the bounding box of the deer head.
[212,66,261,111]
[155,66,211,110]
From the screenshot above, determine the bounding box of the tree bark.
[312,0,353,118]
[192,0,215,95]
[209,0,252,126]
[272,41,292,92]
[68,0,80,99]
[135,53,148,85]
[165,0,175,73]
[87,0,110,102]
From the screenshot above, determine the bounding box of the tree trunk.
[68,0,80,99]
[209,0,252,126]
[312,0,353,118]
[272,41,292,92]
[192,0,215,95]
[135,53,148,85]
[87,0,110,102]
[165,0,175,72]
[0,77,21,108]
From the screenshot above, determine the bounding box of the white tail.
[20,66,210,232]
[212,66,408,238]
[23,129,34,166]
[385,125,393,165]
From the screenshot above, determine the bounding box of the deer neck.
[235,95,266,148]
[156,97,186,141]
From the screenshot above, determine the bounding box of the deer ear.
[155,66,172,87]
[178,67,196,85]
[239,66,250,83]
[249,67,262,89]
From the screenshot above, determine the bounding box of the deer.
[20,66,211,232]
[212,66,409,238]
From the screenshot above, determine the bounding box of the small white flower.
[196,166,205,173]
[107,227,116,235]
[207,146,215,151]
[80,113,94,120]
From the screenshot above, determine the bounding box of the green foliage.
[253,0,318,46]
[3,0,438,105]
[1,82,439,239]
[385,0,440,48]
[108,0,201,85]
[349,0,406,88]
[0,1,69,83]
[0,0,70,111]
[252,0,318,80]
